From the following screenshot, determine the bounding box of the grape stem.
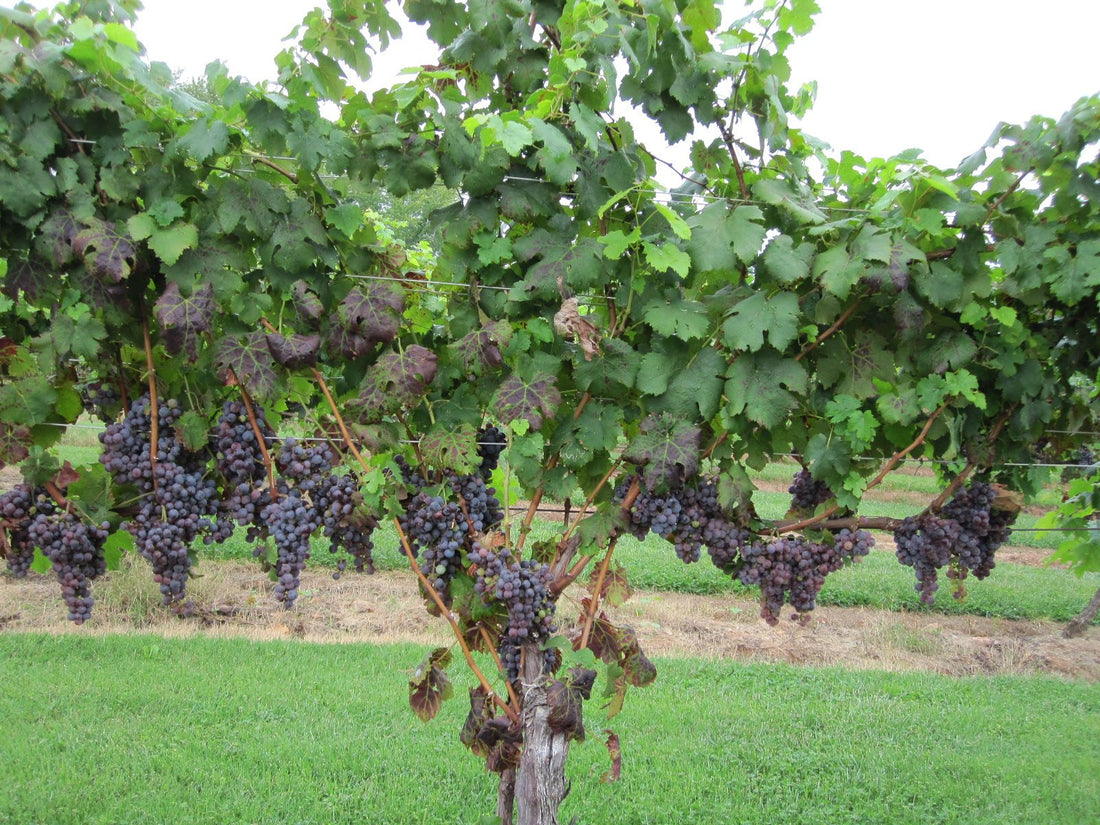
[394,517,519,724]
[551,475,640,597]
[515,392,592,554]
[925,405,1016,513]
[561,457,622,544]
[141,314,159,494]
[230,371,278,499]
[796,297,863,362]
[578,541,617,651]
[776,403,948,534]
[480,626,522,717]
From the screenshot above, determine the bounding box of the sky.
[131,0,1100,170]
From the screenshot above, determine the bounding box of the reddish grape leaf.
[450,320,512,374]
[340,282,405,344]
[216,332,282,401]
[459,687,494,757]
[617,628,656,687]
[265,332,320,369]
[600,730,622,783]
[493,373,561,431]
[0,422,32,467]
[72,217,137,283]
[52,460,80,489]
[623,413,701,490]
[353,345,438,420]
[409,647,454,723]
[325,322,372,360]
[35,209,78,267]
[478,717,523,774]
[292,280,325,326]
[2,258,52,302]
[0,337,17,365]
[155,282,214,360]
[588,562,632,608]
[547,678,585,741]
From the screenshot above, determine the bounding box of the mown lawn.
[1,634,1097,825]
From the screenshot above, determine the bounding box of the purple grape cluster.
[448,471,504,534]
[1,484,37,577]
[100,394,221,606]
[895,481,1017,605]
[739,530,873,625]
[319,472,375,577]
[400,492,467,596]
[469,542,556,680]
[476,425,507,480]
[25,501,109,624]
[788,468,833,511]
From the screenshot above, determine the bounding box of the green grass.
[1,634,1096,825]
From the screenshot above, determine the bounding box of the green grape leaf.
[722,291,800,352]
[643,299,710,340]
[419,423,478,476]
[725,352,807,429]
[816,331,894,399]
[686,203,765,273]
[0,421,32,467]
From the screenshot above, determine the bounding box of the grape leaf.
[450,320,511,374]
[354,345,438,419]
[340,282,405,344]
[623,413,701,489]
[643,299,710,340]
[0,421,32,467]
[36,209,78,267]
[725,352,807,428]
[155,282,214,360]
[722,291,801,352]
[493,373,561,431]
[419,423,478,475]
[265,332,321,370]
[686,203,765,272]
[2,259,52,302]
[409,647,454,723]
[216,332,282,401]
[817,331,894,399]
[72,218,137,283]
[292,280,325,326]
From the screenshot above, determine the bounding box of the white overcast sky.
[131,0,1100,169]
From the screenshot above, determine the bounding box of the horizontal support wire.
[34,424,1098,469]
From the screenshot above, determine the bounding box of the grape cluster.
[79,380,123,424]
[894,481,1017,604]
[100,394,220,606]
[469,542,556,680]
[400,492,466,596]
[261,488,321,606]
[788,468,833,511]
[448,471,504,534]
[476,425,507,480]
[615,475,750,567]
[26,502,109,624]
[319,472,375,577]
[212,400,276,536]
[894,515,959,604]
[739,530,873,625]
[1,484,37,577]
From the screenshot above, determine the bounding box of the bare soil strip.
[2,561,1096,682]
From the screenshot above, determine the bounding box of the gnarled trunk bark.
[496,642,572,825]
[1064,584,1100,638]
